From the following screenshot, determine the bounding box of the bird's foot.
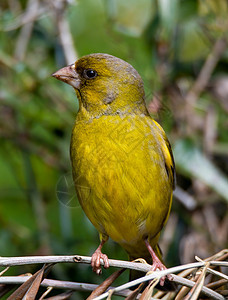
[150,258,172,286]
[145,238,173,286]
[91,249,109,275]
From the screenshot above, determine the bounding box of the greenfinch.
[53,53,175,286]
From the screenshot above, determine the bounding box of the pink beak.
[52,64,81,89]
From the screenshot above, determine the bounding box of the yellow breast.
[70,114,173,257]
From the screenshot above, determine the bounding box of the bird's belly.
[71,117,173,257]
[75,166,172,254]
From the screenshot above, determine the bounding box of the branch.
[0,254,227,299]
[0,273,225,300]
[0,254,227,270]
[3,4,46,31]
[183,36,227,134]
[0,277,131,298]
[52,0,78,64]
[92,272,226,300]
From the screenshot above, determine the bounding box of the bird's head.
[52,53,148,119]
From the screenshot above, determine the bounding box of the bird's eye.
[83,69,97,79]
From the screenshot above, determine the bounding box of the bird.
[52,53,175,286]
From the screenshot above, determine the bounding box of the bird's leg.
[91,239,109,275]
[145,238,172,286]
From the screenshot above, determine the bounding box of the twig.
[39,286,53,299]
[3,5,46,31]
[0,274,224,300]
[0,267,9,276]
[0,255,227,271]
[184,262,210,300]
[206,279,228,290]
[0,255,227,299]
[185,37,227,106]
[93,273,225,300]
[52,0,78,64]
[0,277,131,298]
[184,36,227,133]
[173,186,197,210]
[195,256,228,280]
[203,105,217,156]
[14,0,40,61]
[57,11,78,64]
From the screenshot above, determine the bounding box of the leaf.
[139,278,159,300]
[178,20,209,62]
[184,262,210,300]
[7,268,43,300]
[110,0,153,36]
[125,282,145,300]
[7,264,53,300]
[158,0,179,30]
[87,268,126,299]
[174,139,228,203]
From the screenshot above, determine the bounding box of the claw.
[145,238,173,286]
[150,258,167,286]
[91,240,109,275]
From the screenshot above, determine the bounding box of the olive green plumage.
[53,53,175,283]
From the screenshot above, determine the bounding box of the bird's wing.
[151,120,176,190]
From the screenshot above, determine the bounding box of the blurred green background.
[0,0,228,298]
